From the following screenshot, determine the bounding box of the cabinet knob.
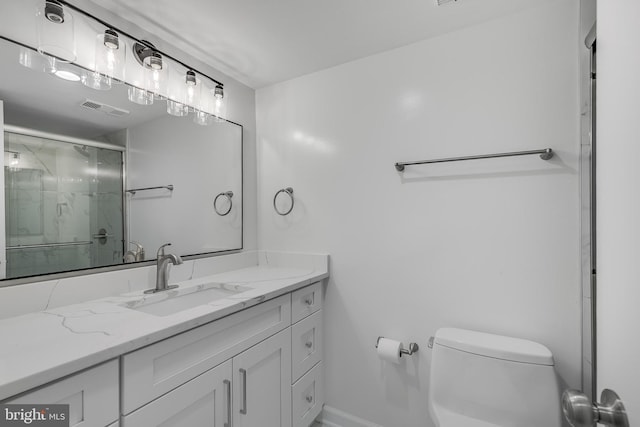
[305,341,313,349]
[306,395,314,403]
[304,297,313,306]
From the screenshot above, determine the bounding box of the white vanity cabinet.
[5,360,119,427]
[290,282,324,427]
[122,360,232,427]
[122,282,324,427]
[2,281,325,427]
[233,328,292,427]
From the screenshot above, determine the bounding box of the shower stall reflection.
[3,130,124,279]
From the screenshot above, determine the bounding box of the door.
[563,1,639,426]
[232,328,292,427]
[595,0,639,423]
[123,359,232,427]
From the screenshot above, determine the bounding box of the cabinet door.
[233,328,292,427]
[7,360,118,427]
[123,360,232,427]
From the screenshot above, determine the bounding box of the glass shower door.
[3,131,124,279]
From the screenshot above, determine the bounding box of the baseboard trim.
[316,405,384,427]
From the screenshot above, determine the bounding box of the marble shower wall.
[4,132,123,278]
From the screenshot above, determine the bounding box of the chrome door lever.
[562,389,629,427]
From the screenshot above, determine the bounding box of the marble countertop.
[0,261,328,400]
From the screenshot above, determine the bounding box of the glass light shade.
[81,70,111,90]
[193,110,212,126]
[143,53,168,98]
[36,0,76,62]
[19,47,56,73]
[128,86,154,105]
[166,66,199,113]
[94,30,126,82]
[166,99,188,117]
[213,88,227,122]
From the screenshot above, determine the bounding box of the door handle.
[562,389,629,427]
[223,379,231,427]
[239,368,247,415]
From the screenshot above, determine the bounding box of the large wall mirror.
[0,34,243,283]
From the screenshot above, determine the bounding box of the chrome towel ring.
[214,191,234,216]
[273,187,294,216]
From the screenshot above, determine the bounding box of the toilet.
[428,328,562,427]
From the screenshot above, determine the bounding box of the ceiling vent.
[437,0,458,5]
[80,99,130,117]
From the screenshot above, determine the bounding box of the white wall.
[256,2,581,426]
[596,0,640,423]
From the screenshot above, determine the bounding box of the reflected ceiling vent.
[437,0,458,5]
[80,99,130,117]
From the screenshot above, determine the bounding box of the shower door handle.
[92,228,112,244]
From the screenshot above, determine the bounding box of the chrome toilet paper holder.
[376,336,419,357]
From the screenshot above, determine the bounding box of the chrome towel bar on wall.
[394,148,554,172]
[126,185,174,195]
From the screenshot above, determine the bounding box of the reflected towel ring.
[214,191,234,216]
[273,187,294,216]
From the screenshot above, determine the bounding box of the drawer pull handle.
[305,341,313,349]
[304,297,313,306]
[306,395,314,403]
[239,368,247,414]
[224,379,231,427]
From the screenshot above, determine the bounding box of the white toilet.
[428,328,562,427]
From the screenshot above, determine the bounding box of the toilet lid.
[431,406,503,427]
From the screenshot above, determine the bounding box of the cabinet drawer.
[292,310,323,382]
[291,282,322,324]
[123,360,232,427]
[292,361,323,427]
[7,360,119,427]
[122,294,291,414]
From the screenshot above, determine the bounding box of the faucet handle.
[157,243,172,258]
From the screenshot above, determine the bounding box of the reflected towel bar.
[394,148,554,172]
[126,185,174,195]
[6,241,93,250]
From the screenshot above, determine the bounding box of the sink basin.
[123,283,252,317]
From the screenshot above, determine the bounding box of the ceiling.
[88,0,547,89]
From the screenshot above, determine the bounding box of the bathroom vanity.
[0,253,328,427]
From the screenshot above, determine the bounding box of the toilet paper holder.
[376,336,419,357]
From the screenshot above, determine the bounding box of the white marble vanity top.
[0,252,328,400]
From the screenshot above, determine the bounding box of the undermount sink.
[123,282,252,317]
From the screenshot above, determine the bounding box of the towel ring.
[214,191,233,216]
[273,187,294,216]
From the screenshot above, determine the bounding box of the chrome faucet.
[145,243,183,293]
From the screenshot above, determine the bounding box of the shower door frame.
[2,125,127,279]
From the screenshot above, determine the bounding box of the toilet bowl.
[428,328,562,427]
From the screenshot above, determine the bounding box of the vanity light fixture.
[36,0,76,62]
[128,86,154,105]
[167,99,188,116]
[193,110,212,126]
[213,84,226,122]
[186,70,196,86]
[26,0,228,121]
[214,84,224,99]
[18,47,56,73]
[83,28,126,91]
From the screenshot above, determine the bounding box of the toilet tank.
[428,328,562,427]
